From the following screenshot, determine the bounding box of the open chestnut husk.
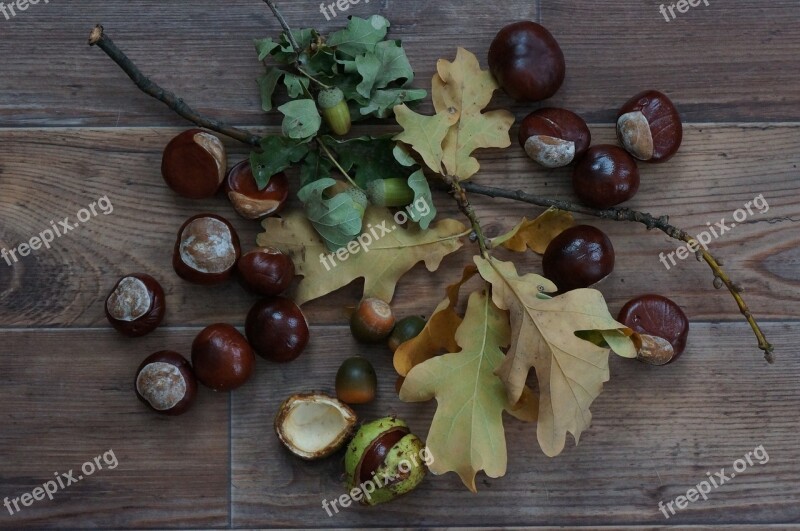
[542,225,615,292]
[274,393,357,460]
[488,21,565,102]
[245,296,309,362]
[105,273,165,337]
[173,214,241,285]
[161,129,227,199]
[518,108,591,168]
[617,90,683,163]
[572,145,640,208]
[618,294,690,364]
[135,351,197,416]
[225,160,289,220]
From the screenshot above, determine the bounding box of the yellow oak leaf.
[492,207,575,254]
[400,289,515,492]
[257,208,468,305]
[393,48,513,181]
[393,264,477,377]
[475,256,635,457]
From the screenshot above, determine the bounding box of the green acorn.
[344,417,428,505]
[318,87,352,136]
[366,178,415,208]
[325,181,368,215]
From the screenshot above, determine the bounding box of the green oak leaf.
[250,136,310,189]
[257,67,286,112]
[359,88,427,118]
[327,15,390,57]
[300,150,334,186]
[407,170,437,229]
[372,40,414,88]
[283,73,311,99]
[279,99,322,141]
[254,38,281,61]
[355,53,381,98]
[298,178,365,251]
[323,135,415,189]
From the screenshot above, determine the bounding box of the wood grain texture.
[0,126,797,328]
[231,323,799,528]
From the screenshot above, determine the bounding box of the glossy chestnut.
[617,90,682,163]
[518,108,591,167]
[351,298,395,344]
[237,247,295,296]
[245,296,309,363]
[191,323,256,391]
[572,145,640,208]
[225,160,289,219]
[105,273,165,337]
[488,21,565,102]
[161,129,227,199]
[173,214,241,285]
[542,225,615,291]
[618,294,690,363]
[135,350,197,415]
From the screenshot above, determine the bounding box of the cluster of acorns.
[104,129,430,505]
[488,21,690,363]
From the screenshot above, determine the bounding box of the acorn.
[318,87,351,136]
[344,417,428,505]
[366,178,415,208]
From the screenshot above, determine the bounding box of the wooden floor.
[1,1,799,529]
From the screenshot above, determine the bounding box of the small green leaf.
[327,15,390,57]
[254,38,281,61]
[257,67,286,112]
[300,151,334,186]
[250,136,310,189]
[407,170,437,229]
[298,178,365,251]
[283,73,311,99]
[323,135,415,189]
[372,40,414,88]
[393,143,417,167]
[279,99,322,141]
[359,88,427,118]
[355,53,381,98]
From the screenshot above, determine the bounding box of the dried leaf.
[493,208,575,254]
[400,290,513,492]
[394,104,458,174]
[393,265,477,376]
[257,208,467,305]
[475,256,635,457]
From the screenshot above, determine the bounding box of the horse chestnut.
[105,273,165,337]
[488,21,565,102]
[173,214,241,285]
[245,297,309,362]
[518,108,591,168]
[237,247,295,296]
[572,145,640,208]
[542,225,615,291]
[618,294,690,363]
[617,90,683,163]
[191,323,255,391]
[161,129,227,199]
[135,351,197,415]
[225,160,289,220]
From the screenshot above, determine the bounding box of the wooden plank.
[0,328,230,528]
[0,126,797,329]
[230,322,799,528]
[541,0,800,122]
[0,0,536,127]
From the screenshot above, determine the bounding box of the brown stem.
[446,177,489,258]
[262,0,301,53]
[88,26,262,147]
[460,181,775,363]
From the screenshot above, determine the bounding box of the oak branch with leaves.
[87,1,774,492]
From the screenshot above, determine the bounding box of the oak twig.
[88,26,262,147]
[446,177,489,258]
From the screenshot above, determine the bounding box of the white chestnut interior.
[106,276,151,321]
[280,397,354,456]
[616,111,654,160]
[136,362,187,411]
[524,135,575,168]
[180,218,236,273]
[193,131,227,184]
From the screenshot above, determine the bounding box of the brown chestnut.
[105,274,165,337]
[518,108,591,168]
[351,298,395,343]
[572,145,640,208]
[135,351,197,415]
[618,294,689,363]
[336,357,378,404]
[488,21,565,102]
[617,90,682,163]
[173,214,241,285]
[542,225,615,291]
[191,323,255,391]
[161,129,227,199]
[225,160,289,219]
[245,297,309,362]
[237,247,295,296]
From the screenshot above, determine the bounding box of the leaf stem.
[459,181,775,363]
[317,139,360,189]
[87,25,262,147]
[446,176,489,258]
